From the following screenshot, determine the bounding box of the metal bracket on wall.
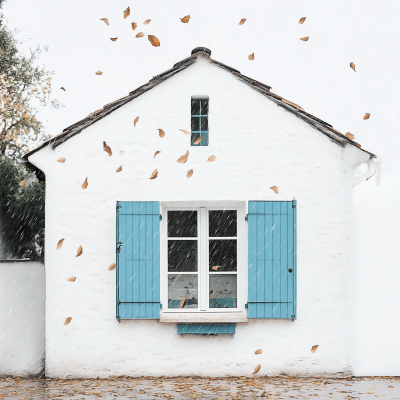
[116,241,123,253]
[159,214,162,221]
[245,214,248,221]
[291,315,296,321]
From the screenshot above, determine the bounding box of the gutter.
[352,157,380,187]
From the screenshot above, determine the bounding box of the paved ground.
[0,376,399,399]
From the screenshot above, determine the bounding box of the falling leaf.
[193,136,203,145]
[76,245,83,257]
[100,18,110,26]
[136,32,144,38]
[187,169,193,178]
[177,150,189,163]
[389,386,394,388]
[311,345,319,353]
[81,177,88,189]
[148,35,160,47]
[239,18,246,25]
[253,364,261,374]
[116,165,122,172]
[248,53,255,60]
[56,239,64,250]
[350,62,356,72]
[131,22,137,30]
[363,113,370,120]
[150,169,158,179]
[19,179,26,186]
[103,141,112,156]
[212,266,221,271]
[300,36,309,41]
[345,132,355,140]
[207,155,217,162]
[299,17,306,24]
[154,151,161,158]
[143,19,151,25]
[180,15,190,23]
[64,317,72,325]
[124,7,130,19]
[110,37,118,41]
[158,129,165,138]
[178,297,187,308]
[68,277,76,282]
[57,157,66,163]
[270,186,279,194]
[255,349,263,354]
[134,116,139,126]
[180,129,190,135]
[95,70,103,75]
[108,263,116,271]
[60,87,66,91]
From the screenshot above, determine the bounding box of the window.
[191,96,209,146]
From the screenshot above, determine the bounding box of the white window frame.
[159,201,248,323]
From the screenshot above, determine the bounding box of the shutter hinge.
[117,204,122,212]
[116,241,123,253]
[245,214,248,221]
[292,199,297,208]
[245,303,248,309]
[159,214,162,221]
[160,303,162,309]
[291,314,296,321]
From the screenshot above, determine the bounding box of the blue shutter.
[247,200,297,319]
[116,201,160,320]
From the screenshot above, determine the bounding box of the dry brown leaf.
[60,87,66,91]
[124,7,130,19]
[103,141,112,156]
[158,129,165,138]
[108,263,116,271]
[178,297,187,308]
[116,165,122,173]
[255,349,263,355]
[57,157,66,163]
[311,345,319,353]
[389,386,394,388]
[239,18,246,25]
[270,186,279,194]
[150,169,158,179]
[253,364,261,374]
[148,35,160,47]
[110,37,118,41]
[68,276,76,282]
[177,150,189,163]
[300,36,309,41]
[207,155,217,162]
[136,32,144,38]
[56,239,64,250]
[100,18,110,26]
[134,116,139,126]
[248,53,255,60]
[143,19,151,25]
[95,70,103,75]
[179,129,190,135]
[345,132,355,140]
[299,17,306,24]
[76,245,83,257]
[81,177,88,189]
[363,113,370,120]
[350,62,356,72]
[180,15,190,23]
[187,169,193,178]
[154,151,161,158]
[211,266,221,271]
[193,136,203,145]
[19,179,26,186]
[64,317,72,325]
[131,22,137,30]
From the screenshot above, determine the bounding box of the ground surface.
[0,376,399,399]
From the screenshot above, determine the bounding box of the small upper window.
[191,96,209,146]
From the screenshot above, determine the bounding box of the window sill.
[159,312,248,324]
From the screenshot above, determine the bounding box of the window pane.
[191,132,202,146]
[191,100,200,115]
[168,274,198,308]
[168,240,197,272]
[168,211,197,237]
[191,116,200,132]
[209,239,237,271]
[199,99,209,115]
[209,210,237,237]
[200,116,208,131]
[209,274,237,308]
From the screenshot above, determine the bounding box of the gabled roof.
[23,47,375,163]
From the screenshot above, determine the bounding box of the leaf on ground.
[345,132,355,140]
[131,22,137,30]
[311,345,319,353]
[57,157,66,163]
[255,349,263,354]
[187,169,193,178]
[180,15,190,23]
[154,151,161,158]
[178,297,186,308]
[300,36,309,41]
[134,116,139,126]
[253,364,261,374]
[136,32,144,38]
[56,239,64,250]
[143,19,151,25]
[148,35,160,47]
[180,129,190,135]
[299,17,306,24]
[68,276,76,282]
[177,150,189,163]
[100,18,110,26]
[150,169,158,179]
[103,141,112,156]
[110,37,118,41]
[116,165,122,172]
[158,129,165,137]
[60,87,66,91]
[212,266,221,271]
[124,7,130,18]
[248,52,255,60]
[108,263,116,271]
[239,18,246,25]
[270,186,279,194]
[64,317,72,325]
[81,177,88,189]
[363,113,370,120]
[76,245,83,257]
[19,179,26,186]
[350,62,356,72]
[207,155,217,162]
[95,70,103,75]
[193,136,203,145]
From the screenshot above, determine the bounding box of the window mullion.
[199,208,208,311]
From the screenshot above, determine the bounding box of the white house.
[23,47,377,378]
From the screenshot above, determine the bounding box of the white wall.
[29,57,368,378]
[0,261,45,377]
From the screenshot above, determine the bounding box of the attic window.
[191,96,209,146]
